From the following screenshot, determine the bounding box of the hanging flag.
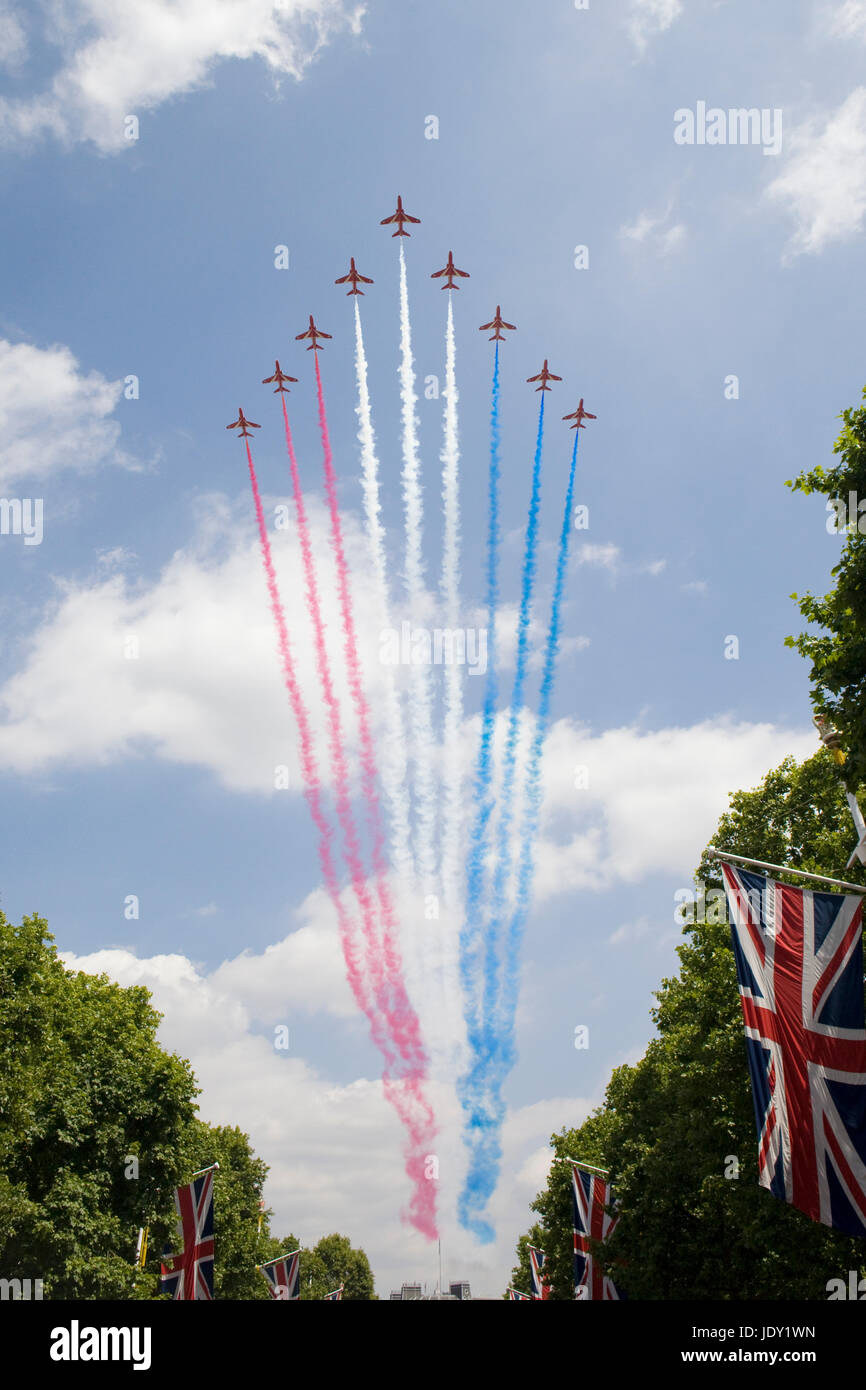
[721,861,866,1237]
[528,1246,550,1300]
[159,1170,215,1301]
[507,1286,533,1300]
[572,1165,622,1300]
[259,1250,301,1301]
[323,1284,344,1301]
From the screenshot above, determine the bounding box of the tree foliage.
[0,912,198,1298]
[299,1232,376,1300]
[786,386,866,790]
[515,752,866,1299]
[0,911,370,1299]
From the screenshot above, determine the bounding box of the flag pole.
[257,1244,303,1270]
[191,1162,220,1178]
[559,1156,609,1175]
[814,716,866,868]
[706,847,866,895]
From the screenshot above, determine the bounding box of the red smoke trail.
[243,438,370,1023]
[279,395,437,1238]
[312,357,438,1237]
[278,395,395,1068]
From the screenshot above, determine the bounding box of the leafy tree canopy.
[786,386,866,790]
[0,912,372,1299]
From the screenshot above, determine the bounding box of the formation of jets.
[261,360,297,394]
[479,305,516,341]
[380,195,421,237]
[226,407,260,438]
[295,315,332,352]
[229,197,595,439]
[526,360,562,392]
[562,398,597,429]
[431,251,470,291]
[335,257,374,296]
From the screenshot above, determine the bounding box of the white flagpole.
[706,846,866,895]
[558,1156,610,1175]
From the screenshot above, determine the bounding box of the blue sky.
[1,0,865,1296]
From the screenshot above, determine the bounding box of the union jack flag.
[507,1286,533,1300]
[528,1246,550,1300]
[323,1284,344,1300]
[259,1250,300,1300]
[159,1170,215,1301]
[721,862,866,1237]
[572,1165,622,1300]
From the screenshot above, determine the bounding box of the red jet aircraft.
[562,398,597,429]
[226,408,260,438]
[261,360,298,394]
[526,360,562,392]
[295,315,332,352]
[380,195,421,237]
[478,306,516,341]
[335,257,374,295]
[431,251,470,290]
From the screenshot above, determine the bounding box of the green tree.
[787,386,866,790]
[514,751,866,1299]
[299,1232,376,1300]
[138,1123,285,1301]
[0,912,199,1298]
[0,911,289,1299]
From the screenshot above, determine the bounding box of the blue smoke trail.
[493,427,581,1111]
[458,389,546,1241]
[457,345,502,1240]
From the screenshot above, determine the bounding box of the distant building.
[389,1281,471,1300]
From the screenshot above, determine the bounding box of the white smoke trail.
[438,297,466,1062]
[398,242,438,892]
[353,300,414,887]
[439,296,463,905]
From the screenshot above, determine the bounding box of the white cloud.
[0,492,392,791]
[626,0,684,54]
[578,542,621,571]
[767,87,866,260]
[829,1,866,39]
[621,203,687,257]
[0,340,130,489]
[0,1,27,67]
[525,715,818,895]
[0,0,366,151]
[682,579,708,594]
